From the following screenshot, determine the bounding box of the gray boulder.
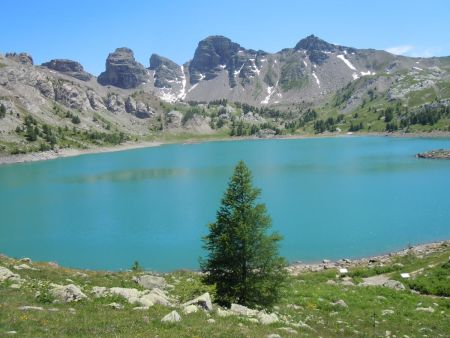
[258,312,279,325]
[133,275,166,290]
[230,303,259,317]
[183,292,213,311]
[0,267,21,282]
[51,284,87,303]
[161,310,181,323]
[383,280,405,290]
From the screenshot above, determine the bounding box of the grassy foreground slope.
[1,242,449,337]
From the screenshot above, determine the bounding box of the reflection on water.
[64,168,189,184]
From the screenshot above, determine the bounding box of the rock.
[10,284,21,289]
[183,305,199,314]
[207,318,215,324]
[91,286,108,297]
[18,306,43,311]
[133,306,149,311]
[382,280,405,290]
[98,47,149,89]
[230,303,259,317]
[326,280,337,285]
[183,292,213,311]
[107,302,124,310]
[133,275,167,290]
[293,321,316,331]
[278,327,298,334]
[332,299,348,308]
[54,82,91,110]
[246,318,259,324]
[5,330,17,335]
[258,312,279,325]
[47,262,59,268]
[166,110,183,128]
[341,280,355,286]
[50,284,87,303]
[125,97,153,119]
[161,310,181,323]
[20,258,32,264]
[13,264,32,270]
[68,308,76,314]
[266,334,281,338]
[416,307,435,313]
[42,59,92,81]
[0,267,21,282]
[6,52,33,65]
[86,90,107,111]
[138,289,171,307]
[105,94,126,113]
[216,307,233,317]
[382,309,395,316]
[109,287,142,303]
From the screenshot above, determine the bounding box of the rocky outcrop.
[417,149,450,159]
[149,54,183,89]
[105,93,126,113]
[166,110,183,128]
[189,35,266,87]
[0,266,21,282]
[92,286,173,308]
[124,97,153,118]
[98,48,149,89]
[54,82,91,111]
[42,59,92,81]
[182,292,213,311]
[6,52,33,65]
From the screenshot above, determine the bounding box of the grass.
[1,243,449,337]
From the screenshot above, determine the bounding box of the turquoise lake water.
[0,136,449,271]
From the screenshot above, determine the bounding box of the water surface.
[0,136,449,271]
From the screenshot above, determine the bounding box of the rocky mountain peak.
[97,47,149,89]
[149,54,182,89]
[189,35,267,88]
[41,59,92,81]
[294,35,336,52]
[5,52,34,65]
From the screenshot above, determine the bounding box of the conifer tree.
[201,160,287,307]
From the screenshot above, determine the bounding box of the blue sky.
[1,0,449,75]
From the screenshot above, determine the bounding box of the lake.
[0,136,449,271]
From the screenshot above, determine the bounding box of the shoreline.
[1,130,450,166]
[287,239,450,275]
[1,239,448,274]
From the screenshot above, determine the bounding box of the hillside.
[1,241,449,337]
[1,35,450,158]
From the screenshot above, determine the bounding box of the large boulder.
[166,110,183,128]
[133,275,166,289]
[50,284,87,303]
[98,47,149,89]
[183,292,213,311]
[42,59,92,81]
[258,312,279,325]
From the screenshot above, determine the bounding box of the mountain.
[0,35,449,156]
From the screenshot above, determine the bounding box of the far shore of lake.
[1,130,450,166]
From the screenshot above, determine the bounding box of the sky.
[1,0,449,75]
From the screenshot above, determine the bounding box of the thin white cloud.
[385,45,414,55]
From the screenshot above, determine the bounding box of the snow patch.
[313,64,317,69]
[413,66,423,71]
[360,70,376,76]
[303,60,307,68]
[337,54,357,71]
[344,50,348,55]
[260,81,278,105]
[312,72,320,87]
[352,73,360,80]
[234,64,245,77]
[177,65,187,100]
[219,64,226,69]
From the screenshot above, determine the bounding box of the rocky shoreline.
[287,240,449,275]
[416,149,450,159]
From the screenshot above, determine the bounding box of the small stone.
[382,280,405,290]
[326,280,337,285]
[267,334,281,338]
[216,307,233,317]
[278,327,298,334]
[10,284,20,289]
[107,302,124,310]
[133,306,149,311]
[247,318,259,324]
[416,307,435,313]
[230,303,259,316]
[13,264,32,270]
[133,275,167,290]
[18,306,43,311]
[382,309,395,316]
[207,318,215,324]
[332,299,348,308]
[5,331,17,335]
[161,310,181,323]
[68,308,76,314]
